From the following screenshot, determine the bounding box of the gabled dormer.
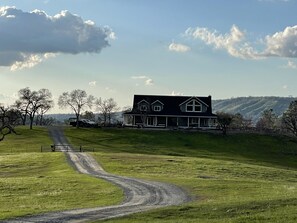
[179,97,208,113]
[137,99,150,111]
[151,100,164,112]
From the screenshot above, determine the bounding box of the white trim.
[186,100,202,112]
[137,99,149,105]
[151,100,164,105]
[129,114,216,118]
[179,97,209,107]
[140,105,148,111]
[153,105,162,111]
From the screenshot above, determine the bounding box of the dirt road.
[4,127,190,223]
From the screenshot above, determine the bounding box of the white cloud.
[0,6,113,70]
[168,42,191,53]
[0,92,18,105]
[105,87,116,93]
[185,24,297,59]
[89,81,97,87]
[283,85,288,89]
[264,25,297,57]
[131,75,154,86]
[171,91,184,96]
[282,60,297,69]
[185,25,262,59]
[145,78,154,86]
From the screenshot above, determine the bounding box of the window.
[190,118,199,124]
[140,105,147,111]
[186,100,202,112]
[153,106,161,111]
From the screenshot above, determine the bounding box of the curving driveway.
[4,127,190,223]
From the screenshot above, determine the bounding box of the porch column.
[198,118,200,127]
[187,117,189,127]
[166,117,168,127]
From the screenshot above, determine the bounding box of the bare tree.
[256,109,277,132]
[15,87,32,125]
[27,89,53,129]
[0,106,19,141]
[58,89,95,128]
[96,98,119,126]
[35,90,54,126]
[282,100,297,137]
[14,88,53,129]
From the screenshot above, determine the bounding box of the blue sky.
[0,0,297,113]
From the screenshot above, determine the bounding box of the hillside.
[212,96,297,123]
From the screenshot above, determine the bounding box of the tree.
[256,109,277,132]
[216,112,234,135]
[15,87,32,125]
[58,89,95,128]
[96,98,119,126]
[282,100,297,137]
[27,89,53,129]
[81,111,96,121]
[0,106,19,141]
[230,113,252,130]
[14,88,53,129]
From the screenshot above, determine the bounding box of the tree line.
[1,87,297,140]
[216,100,297,137]
[0,88,120,140]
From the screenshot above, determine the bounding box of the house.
[123,95,217,129]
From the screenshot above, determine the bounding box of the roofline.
[179,96,209,107]
[124,114,217,118]
[134,94,212,98]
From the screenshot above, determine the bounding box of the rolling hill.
[212,96,297,123]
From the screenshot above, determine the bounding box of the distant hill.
[212,96,297,123]
[45,113,74,122]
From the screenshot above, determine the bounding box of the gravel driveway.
[3,127,190,223]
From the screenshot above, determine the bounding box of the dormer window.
[153,105,161,111]
[140,105,148,111]
[151,100,164,112]
[186,100,202,112]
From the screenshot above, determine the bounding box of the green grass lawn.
[64,127,297,168]
[0,126,52,153]
[63,127,297,223]
[0,126,123,220]
[1,126,297,222]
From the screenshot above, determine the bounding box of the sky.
[0,0,297,113]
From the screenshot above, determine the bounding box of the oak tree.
[58,89,95,128]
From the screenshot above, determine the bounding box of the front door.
[147,117,154,126]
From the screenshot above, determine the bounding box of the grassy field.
[63,127,297,223]
[1,126,297,222]
[64,127,297,168]
[0,126,52,153]
[0,126,123,220]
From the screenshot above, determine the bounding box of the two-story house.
[123,95,217,129]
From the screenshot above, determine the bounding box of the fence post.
[80,145,82,152]
[41,146,42,152]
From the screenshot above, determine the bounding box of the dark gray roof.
[126,95,216,117]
